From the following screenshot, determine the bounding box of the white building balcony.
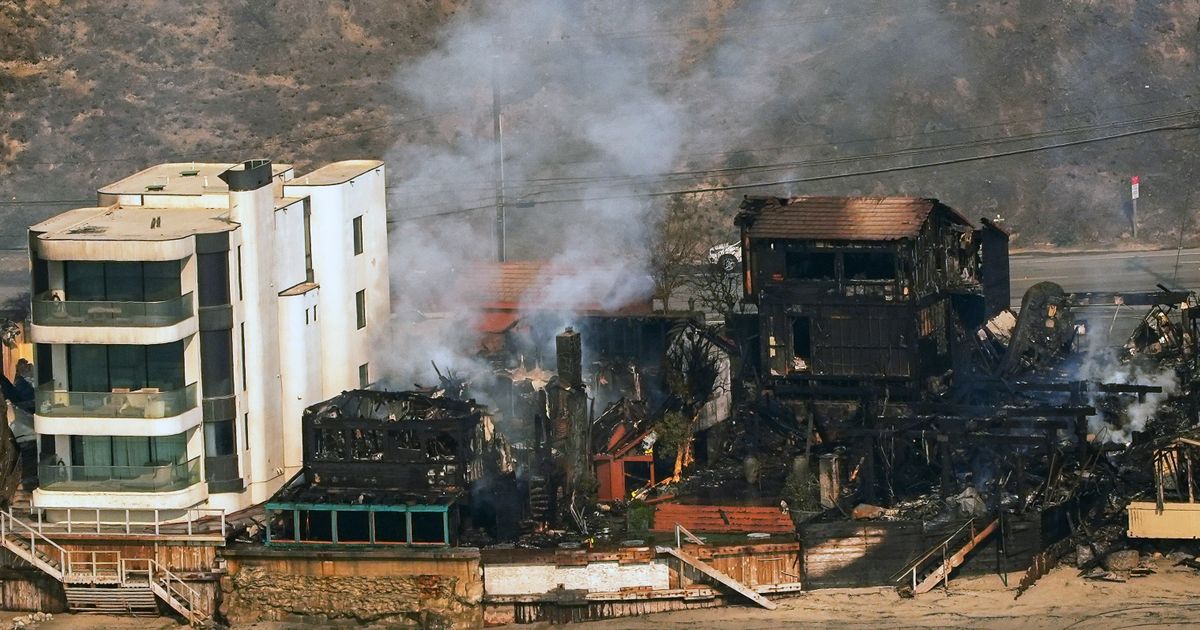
[33,456,207,511]
[31,292,197,345]
[34,383,201,437]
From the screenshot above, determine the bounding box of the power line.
[383,107,1199,206]
[533,120,1200,205]
[387,117,1196,219]
[378,99,1198,197]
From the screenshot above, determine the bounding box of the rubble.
[1103,549,1141,572]
[851,504,884,520]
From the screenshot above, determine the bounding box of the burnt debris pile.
[263,196,1200,599]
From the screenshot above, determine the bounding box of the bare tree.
[649,193,730,311]
[649,196,706,311]
[687,262,744,317]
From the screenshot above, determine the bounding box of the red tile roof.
[452,261,653,314]
[736,196,972,241]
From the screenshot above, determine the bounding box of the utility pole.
[492,37,507,262]
[1130,175,1140,239]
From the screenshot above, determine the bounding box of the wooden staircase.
[895,517,999,596]
[64,586,159,616]
[0,510,209,624]
[657,545,777,610]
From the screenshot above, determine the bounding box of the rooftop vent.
[180,170,199,177]
[145,184,166,192]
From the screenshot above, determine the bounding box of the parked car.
[707,242,741,273]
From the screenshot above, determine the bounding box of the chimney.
[555,327,582,389]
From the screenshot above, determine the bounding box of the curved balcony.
[33,457,207,511]
[31,293,196,345]
[38,457,201,493]
[34,383,202,437]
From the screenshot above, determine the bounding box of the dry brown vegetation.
[0,0,1196,251]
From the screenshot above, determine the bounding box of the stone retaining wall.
[220,547,482,629]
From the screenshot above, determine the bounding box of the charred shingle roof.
[735,196,973,241]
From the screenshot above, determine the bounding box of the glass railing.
[35,383,198,419]
[32,292,193,327]
[39,456,202,493]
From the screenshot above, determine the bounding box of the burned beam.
[913,403,1096,417]
[1013,381,1164,395]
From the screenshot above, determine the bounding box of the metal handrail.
[0,510,69,579]
[675,523,706,547]
[892,517,978,584]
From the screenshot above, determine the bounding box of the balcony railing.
[35,383,198,419]
[32,292,193,327]
[39,457,202,493]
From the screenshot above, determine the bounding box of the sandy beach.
[524,560,1200,630]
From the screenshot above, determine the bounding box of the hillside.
[1,0,1197,259]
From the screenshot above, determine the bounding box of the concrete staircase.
[0,510,209,625]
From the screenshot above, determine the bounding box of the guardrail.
[65,550,121,582]
[28,506,227,539]
[32,292,193,327]
[38,456,202,493]
[36,383,198,419]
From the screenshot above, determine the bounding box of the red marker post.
[1130,176,1140,238]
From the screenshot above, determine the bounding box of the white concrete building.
[26,159,390,517]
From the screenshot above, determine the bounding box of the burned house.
[264,389,514,547]
[736,196,1008,397]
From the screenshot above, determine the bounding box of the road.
[1010,247,1200,340]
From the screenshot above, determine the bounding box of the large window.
[843,251,896,281]
[356,290,367,329]
[196,252,230,306]
[66,342,185,392]
[70,433,187,467]
[64,261,181,302]
[200,330,234,397]
[785,252,836,280]
[204,420,236,456]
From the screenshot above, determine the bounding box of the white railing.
[29,507,226,540]
[3,511,208,624]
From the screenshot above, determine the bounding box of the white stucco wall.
[229,183,286,505]
[483,560,671,596]
[284,164,390,397]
